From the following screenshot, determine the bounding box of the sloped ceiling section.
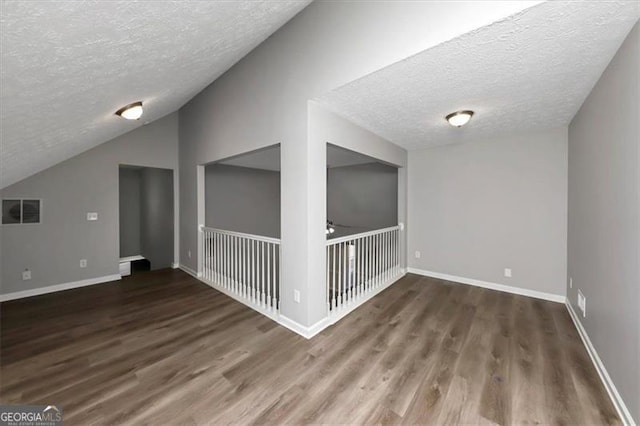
[0,0,311,188]
[218,144,382,172]
[319,1,640,150]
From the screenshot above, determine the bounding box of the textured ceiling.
[0,0,310,188]
[319,1,640,150]
[218,144,380,171]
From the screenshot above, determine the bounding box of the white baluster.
[211,232,218,284]
[261,241,265,307]
[358,237,363,297]
[272,244,277,309]
[395,229,398,276]
[209,231,213,282]
[233,237,240,294]
[233,235,237,290]
[332,244,337,310]
[385,231,389,282]
[203,230,207,281]
[221,234,225,287]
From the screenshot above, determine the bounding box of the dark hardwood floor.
[0,269,619,425]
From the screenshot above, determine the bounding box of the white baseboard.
[278,314,332,340]
[407,267,566,303]
[281,270,407,339]
[566,302,635,425]
[178,264,199,279]
[0,274,122,302]
[171,262,179,269]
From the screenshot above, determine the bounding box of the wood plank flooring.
[0,269,619,425]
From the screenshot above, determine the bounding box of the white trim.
[119,255,145,262]
[407,267,566,303]
[171,262,179,269]
[0,274,121,302]
[278,315,332,339]
[326,225,401,246]
[201,226,281,245]
[178,264,199,279]
[566,302,636,425]
[280,269,407,339]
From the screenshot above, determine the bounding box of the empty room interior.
[0,1,638,425]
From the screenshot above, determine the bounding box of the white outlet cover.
[504,268,512,278]
[22,270,31,280]
[415,251,421,259]
[293,289,301,303]
[569,277,573,288]
[80,259,87,268]
[87,212,98,221]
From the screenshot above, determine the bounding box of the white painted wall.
[408,128,568,298]
[0,113,179,296]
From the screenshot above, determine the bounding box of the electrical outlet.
[188,250,192,259]
[22,269,31,281]
[569,277,573,289]
[293,289,301,303]
[80,259,87,268]
[578,290,586,317]
[504,268,512,278]
[415,251,421,259]
[86,212,98,221]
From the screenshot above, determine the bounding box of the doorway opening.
[118,165,174,277]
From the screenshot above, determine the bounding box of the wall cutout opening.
[326,143,398,239]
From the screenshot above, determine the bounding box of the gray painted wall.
[327,162,398,237]
[140,167,174,270]
[567,22,639,423]
[205,164,280,238]
[119,168,141,257]
[408,127,568,298]
[0,113,179,295]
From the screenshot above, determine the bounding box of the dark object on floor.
[131,258,151,273]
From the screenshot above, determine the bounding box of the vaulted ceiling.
[0,0,311,188]
[217,144,384,172]
[2,1,638,189]
[319,1,640,150]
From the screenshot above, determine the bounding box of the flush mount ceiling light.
[115,101,143,120]
[445,110,474,127]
